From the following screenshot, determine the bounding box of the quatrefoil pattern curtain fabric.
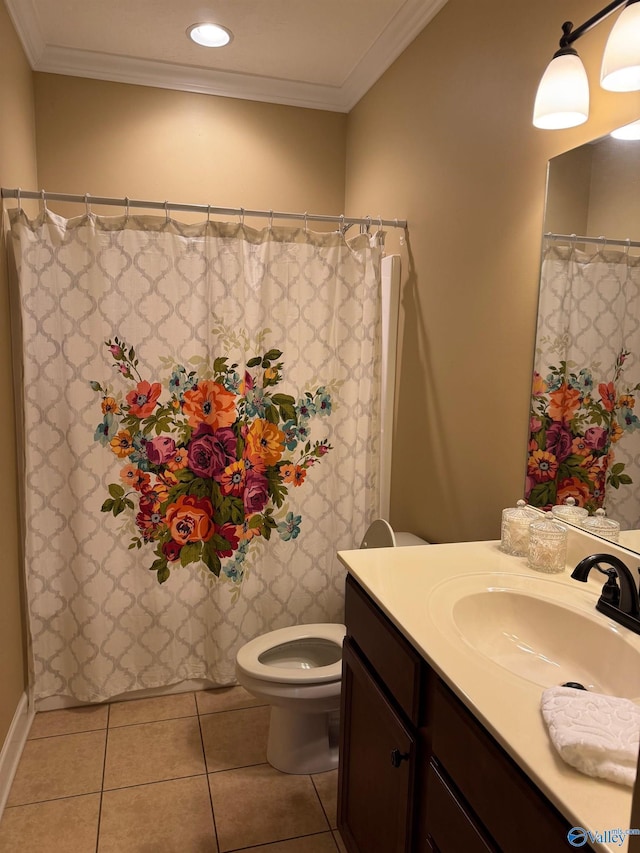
[9,209,383,704]
[527,244,640,529]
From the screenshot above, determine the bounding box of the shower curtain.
[9,207,383,704]
[526,243,640,529]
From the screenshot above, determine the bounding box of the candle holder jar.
[551,496,588,525]
[528,513,567,573]
[501,500,538,557]
[581,508,621,543]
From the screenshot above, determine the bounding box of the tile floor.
[0,687,347,852]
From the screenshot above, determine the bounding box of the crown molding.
[31,46,349,112]
[7,0,449,113]
[340,0,449,110]
[5,0,45,66]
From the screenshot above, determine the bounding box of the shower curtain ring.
[303,211,308,231]
[124,196,130,219]
[16,188,22,211]
[378,214,383,230]
[269,210,273,228]
[40,190,48,214]
[339,214,345,234]
[164,201,170,223]
[625,238,632,257]
[85,194,92,216]
[207,204,211,224]
[239,207,244,226]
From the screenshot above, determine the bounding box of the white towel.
[541,686,640,787]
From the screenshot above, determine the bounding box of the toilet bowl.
[236,623,345,774]
[235,519,428,774]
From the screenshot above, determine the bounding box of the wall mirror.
[525,125,640,553]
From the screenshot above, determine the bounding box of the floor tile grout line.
[107,713,198,731]
[94,702,111,853]
[102,770,209,793]
[24,726,109,742]
[196,702,222,852]
[310,773,335,833]
[27,725,108,740]
[102,703,269,732]
[8,762,282,806]
[2,790,103,810]
[99,759,279,794]
[224,829,340,852]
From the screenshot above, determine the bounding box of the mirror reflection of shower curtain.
[9,208,383,705]
[527,243,640,529]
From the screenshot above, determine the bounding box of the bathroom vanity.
[337,537,640,853]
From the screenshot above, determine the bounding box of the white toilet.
[235,518,428,774]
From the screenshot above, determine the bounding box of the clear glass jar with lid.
[581,508,621,543]
[500,499,539,557]
[551,496,588,525]
[528,512,568,573]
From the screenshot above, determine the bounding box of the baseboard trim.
[0,692,34,819]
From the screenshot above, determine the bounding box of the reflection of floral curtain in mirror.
[526,244,640,529]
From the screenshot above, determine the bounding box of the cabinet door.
[338,637,416,853]
[425,760,496,853]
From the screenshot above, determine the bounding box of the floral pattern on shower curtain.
[91,334,334,587]
[526,244,640,528]
[9,209,383,704]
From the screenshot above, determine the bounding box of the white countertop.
[338,537,640,853]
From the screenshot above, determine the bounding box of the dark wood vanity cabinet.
[338,572,428,853]
[338,574,587,853]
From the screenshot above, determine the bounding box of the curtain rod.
[545,232,640,249]
[0,188,407,231]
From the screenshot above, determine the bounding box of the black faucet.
[571,554,640,635]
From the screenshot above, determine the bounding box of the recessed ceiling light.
[187,23,233,48]
[610,119,640,140]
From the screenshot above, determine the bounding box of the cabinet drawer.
[431,680,578,853]
[426,760,496,853]
[345,575,424,724]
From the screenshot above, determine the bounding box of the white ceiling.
[5,0,448,112]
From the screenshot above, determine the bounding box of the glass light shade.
[187,23,233,48]
[610,118,640,138]
[601,1,640,91]
[533,52,590,129]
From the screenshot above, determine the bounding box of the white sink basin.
[428,572,640,699]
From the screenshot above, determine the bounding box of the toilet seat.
[360,518,396,548]
[236,623,345,685]
[360,518,429,549]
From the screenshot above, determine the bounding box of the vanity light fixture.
[533,0,640,130]
[610,117,640,138]
[187,23,233,48]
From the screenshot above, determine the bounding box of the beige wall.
[345,0,640,544]
[3,0,640,739]
[547,138,640,240]
[0,3,37,748]
[588,138,640,239]
[33,74,347,221]
[545,144,592,236]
